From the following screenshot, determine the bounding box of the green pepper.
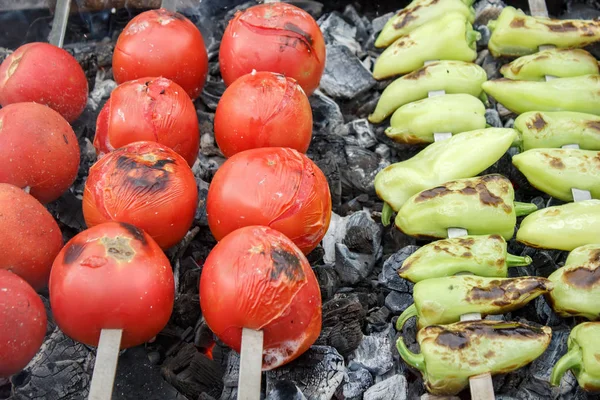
[512,148,600,202]
[516,199,600,251]
[487,6,600,57]
[372,13,480,80]
[385,93,486,144]
[369,61,487,124]
[398,234,532,283]
[500,48,600,81]
[546,244,600,320]
[514,111,600,151]
[481,75,600,116]
[394,174,538,240]
[375,0,475,48]
[396,320,552,396]
[551,322,600,391]
[375,128,517,221]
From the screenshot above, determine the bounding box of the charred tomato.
[199,225,321,370]
[206,147,331,254]
[49,222,174,348]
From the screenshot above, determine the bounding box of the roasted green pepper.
[546,244,600,320]
[514,111,600,151]
[398,234,532,283]
[397,320,552,395]
[369,61,487,124]
[488,6,600,57]
[482,75,600,116]
[551,322,600,391]
[395,174,538,240]
[516,199,600,251]
[373,13,480,80]
[500,48,600,81]
[512,148,600,201]
[385,94,486,144]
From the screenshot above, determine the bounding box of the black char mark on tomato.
[270,248,306,282]
[63,242,86,264]
[115,154,175,195]
[119,222,147,246]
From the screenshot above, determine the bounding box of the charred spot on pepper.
[545,21,581,32]
[393,11,418,30]
[510,18,526,28]
[270,248,306,282]
[435,330,470,350]
[563,266,600,288]
[466,278,550,305]
[119,222,147,246]
[589,120,600,132]
[457,238,475,247]
[404,67,429,80]
[63,242,86,264]
[527,113,547,131]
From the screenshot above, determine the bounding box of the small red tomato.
[112,8,209,100]
[83,141,198,250]
[49,222,174,349]
[0,183,63,291]
[219,3,326,96]
[0,102,80,204]
[214,71,312,158]
[206,147,331,254]
[0,42,88,123]
[0,270,47,378]
[94,77,200,166]
[199,225,321,370]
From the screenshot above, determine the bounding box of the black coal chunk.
[335,243,376,285]
[363,374,409,400]
[320,44,375,100]
[344,210,383,255]
[342,145,388,195]
[219,351,240,400]
[313,264,341,301]
[318,11,362,55]
[339,367,374,400]
[344,119,378,149]
[316,295,366,356]
[200,80,226,111]
[266,380,307,400]
[378,246,418,293]
[384,291,413,315]
[309,91,347,136]
[348,327,395,377]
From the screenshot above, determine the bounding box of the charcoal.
[322,212,348,263]
[476,24,492,48]
[382,227,418,259]
[194,178,210,226]
[342,5,370,43]
[318,12,362,55]
[345,119,378,149]
[505,118,515,128]
[534,296,564,327]
[320,44,376,100]
[219,351,240,400]
[200,80,226,111]
[198,111,223,157]
[474,0,506,26]
[310,147,344,209]
[316,296,366,356]
[366,307,392,334]
[344,210,383,254]
[309,90,347,136]
[384,291,413,315]
[497,103,515,119]
[313,264,341,301]
[335,243,377,285]
[87,71,117,111]
[193,154,225,183]
[374,143,391,161]
[348,327,395,376]
[342,146,388,194]
[340,367,374,400]
[46,190,86,235]
[371,12,394,35]
[265,380,307,400]
[486,109,503,128]
[363,374,409,400]
[378,246,418,293]
[288,0,324,18]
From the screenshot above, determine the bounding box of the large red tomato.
[49,222,174,349]
[112,8,208,100]
[206,147,331,254]
[83,141,198,250]
[214,71,313,158]
[219,2,326,96]
[0,42,88,123]
[0,102,80,204]
[0,183,63,291]
[199,225,321,370]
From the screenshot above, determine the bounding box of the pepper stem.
[506,253,532,267]
[466,23,481,50]
[396,336,426,373]
[381,202,394,227]
[550,347,581,387]
[514,202,538,217]
[396,303,417,331]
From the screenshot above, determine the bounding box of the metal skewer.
[48,0,71,47]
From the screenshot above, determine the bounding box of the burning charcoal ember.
[378,246,418,293]
[320,44,376,100]
[366,307,392,334]
[345,119,378,149]
[342,146,389,194]
[265,380,307,400]
[316,295,366,356]
[363,374,409,400]
[486,108,503,127]
[200,80,225,111]
[474,0,506,26]
[338,367,373,400]
[384,291,413,315]
[313,265,341,301]
[348,327,395,376]
[309,90,347,136]
[318,12,362,55]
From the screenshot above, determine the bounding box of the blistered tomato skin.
[219,3,326,96]
[49,222,174,349]
[206,147,332,254]
[199,226,322,370]
[94,77,200,166]
[82,141,198,250]
[214,71,312,158]
[0,102,81,204]
[0,270,47,378]
[112,8,209,100]
[0,184,62,291]
[0,42,88,123]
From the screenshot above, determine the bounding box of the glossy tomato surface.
[0,42,88,122]
[206,147,331,254]
[199,226,321,370]
[83,141,198,250]
[219,2,326,95]
[49,222,174,348]
[0,102,80,204]
[0,270,47,378]
[214,71,312,158]
[0,183,63,291]
[94,77,200,166]
[113,8,208,100]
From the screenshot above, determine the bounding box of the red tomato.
[49,222,174,348]
[0,183,63,291]
[0,42,88,123]
[199,225,321,370]
[219,3,326,96]
[82,141,198,250]
[206,147,331,254]
[214,71,312,158]
[0,102,80,204]
[112,8,208,100]
[94,77,200,166]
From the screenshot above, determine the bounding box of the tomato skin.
[0,42,88,123]
[206,147,331,254]
[49,222,174,348]
[219,3,326,96]
[83,141,198,250]
[0,184,63,291]
[112,8,208,100]
[199,225,321,370]
[214,71,312,158]
[0,102,80,204]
